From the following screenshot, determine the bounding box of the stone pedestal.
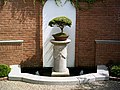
[51,39,71,76]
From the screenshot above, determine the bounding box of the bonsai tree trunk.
[61,28,63,33]
[60,26,64,33]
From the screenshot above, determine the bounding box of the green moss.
[0,64,11,77]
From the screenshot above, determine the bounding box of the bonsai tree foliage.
[48,16,72,41]
[48,16,72,33]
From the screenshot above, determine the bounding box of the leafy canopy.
[48,16,72,30]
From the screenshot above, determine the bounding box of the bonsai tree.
[48,16,72,41]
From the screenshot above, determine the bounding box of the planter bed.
[21,67,97,76]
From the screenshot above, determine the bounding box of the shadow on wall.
[19,0,43,67]
[0,0,43,67]
[11,0,36,22]
[107,60,120,66]
[20,48,43,67]
[0,0,5,12]
[0,0,37,21]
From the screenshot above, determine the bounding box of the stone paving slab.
[0,80,120,90]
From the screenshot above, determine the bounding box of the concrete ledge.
[21,73,79,85]
[95,40,120,44]
[0,40,24,43]
[96,65,109,81]
[93,73,109,81]
[15,73,79,85]
[97,65,109,75]
[8,65,22,81]
[76,74,95,83]
[8,65,109,85]
[52,68,70,77]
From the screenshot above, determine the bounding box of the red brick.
[0,0,119,67]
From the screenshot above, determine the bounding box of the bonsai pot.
[52,33,69,41]
[48,16,72,41]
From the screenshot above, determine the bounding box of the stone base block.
[51,68,70,77]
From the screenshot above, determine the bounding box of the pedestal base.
[51,68,70,77]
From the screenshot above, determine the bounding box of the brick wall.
[76,0,120,67]
[95,41,120,65]
[0,0,120,67]
[0,42,23,65]
[0,0,43,67]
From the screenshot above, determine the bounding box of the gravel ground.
[0,80,120,90]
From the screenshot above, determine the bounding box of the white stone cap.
[0,40,24,43]
[95,40,120,44]
[50,39,71,44]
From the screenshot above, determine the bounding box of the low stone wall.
[0,40,23,65]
